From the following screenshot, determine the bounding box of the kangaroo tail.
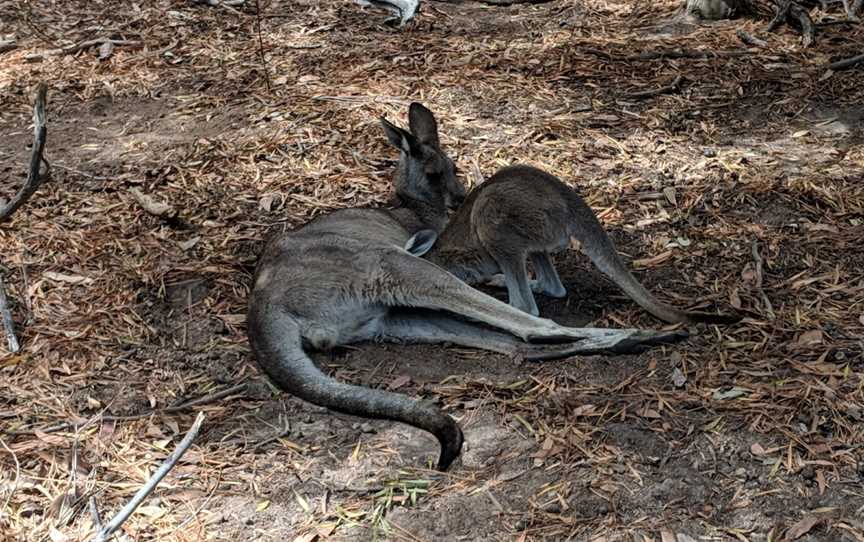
[566,193,740,325]
[247,299,463,470]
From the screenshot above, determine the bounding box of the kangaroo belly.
[298,302,389,350]
[254,233,397,350]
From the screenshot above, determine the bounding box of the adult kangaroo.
[425,165,740,324]
[247,105,685,470]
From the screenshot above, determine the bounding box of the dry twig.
[624,74,683,99]
[0,84,49,353]
[0,84,49,222]
[828,52,864,70]
[90,412,206,542]
[736,29,769,47]
[0,275,19,353]
[584,48,754,62]
[17,382,248,436]
[129,188,177,218]
[751,239,776,320]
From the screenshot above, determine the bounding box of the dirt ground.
[1,0,864,541]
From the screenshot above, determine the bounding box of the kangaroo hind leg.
[377,310,610,361]
[489,249,539,316]
[378,249,687,352]
[529,252,566,298]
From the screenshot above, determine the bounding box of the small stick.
[0,83,50,222]
[89,496,102,531]
[790,3,816,47]
[91,412,205,542]
[624,74,683,99]
[194,0,246,6]
[253,0,271,92]
[736,29,768,48]
[583,48,753,62]
[767,0,793,32]
[751,240,775,320]
[828,52,864,70]
[0,275,20,353]
[29,39,141,60]
[252,419,292,451]
[0,437,21,513]
[13,382,247,435]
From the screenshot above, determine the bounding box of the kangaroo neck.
[387,195,447,233]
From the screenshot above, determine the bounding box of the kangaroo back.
[438,165,739,325]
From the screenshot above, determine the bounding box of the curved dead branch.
[0,84,50,223]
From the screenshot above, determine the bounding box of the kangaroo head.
[381,103,465,213]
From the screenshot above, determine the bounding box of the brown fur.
[247,107,687,470]
[427,165,740,325]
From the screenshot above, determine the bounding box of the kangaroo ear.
[408,103,439,148]
[404,229,437,257]
[381,117,421,155]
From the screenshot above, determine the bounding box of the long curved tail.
[566,193,740,325]
[247,299,463,470]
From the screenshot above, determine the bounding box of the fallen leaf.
[387,375,411,390]
[98,41,114,60]
[34,430,66,446]
[260,193,279,212]
[294,491,310,513]
[178,237,200,251]
[797,329,823,346]
[256,500,270,512]
[712,387,749,400]
[496,469,526,482]
[43,271,94,285]
[750,442,767,456]
[815,469,826,495]
[632,250,673,269]
[784,514,820,540]
[791,130,810,138]
[573,404,596,416]
[130,188,176,217]
[316,524,336,537]
[672,368,687,388]
[136,505,166,519]
[640,407,661,419]
[662,187,677,206]
[729,288,742,309]
[48,527,69,542]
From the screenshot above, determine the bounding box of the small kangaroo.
[247,105,685,470]
[425,165,740,324]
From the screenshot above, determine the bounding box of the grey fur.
[247,106,686,471]
[426,165,740,325]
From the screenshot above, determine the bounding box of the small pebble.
[544,502,562,514]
